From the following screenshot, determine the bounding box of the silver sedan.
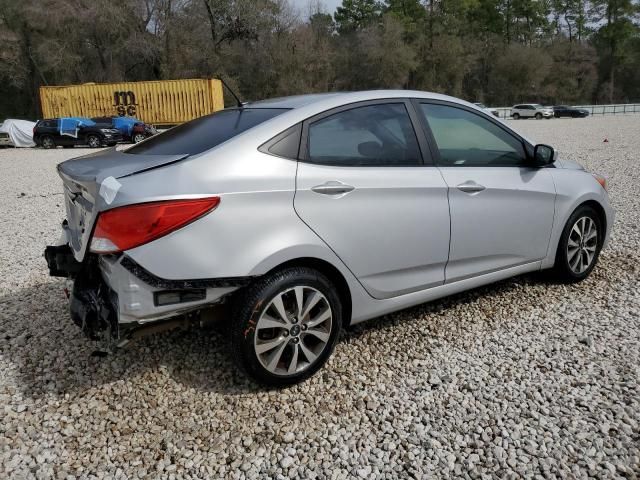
[45,90,614,385]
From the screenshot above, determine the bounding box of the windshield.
[126,108,288,156]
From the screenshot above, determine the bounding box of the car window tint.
[420,103,526,167]
[127,108,287,156]
[265,124,301,159]
[93,117,114,126]
[307,103,421,166]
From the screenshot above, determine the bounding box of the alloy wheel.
[42,137,54,149]
[567,216,598,274]
[133,133,145,143]
[254,286,332,376]
[88,136,100,148]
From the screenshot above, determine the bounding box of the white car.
[473,103,500,118]
[511,104,554,120]
[0,119,37,147]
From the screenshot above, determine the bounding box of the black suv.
[33,118,122,149]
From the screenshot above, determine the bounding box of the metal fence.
[493,103,640,119]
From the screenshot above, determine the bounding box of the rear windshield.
[126,108,288,155]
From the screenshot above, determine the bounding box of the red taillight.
[90,197,220,254]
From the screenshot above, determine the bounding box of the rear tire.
[230,267,342,386]
[551,205,603,283]
[512,113,520,120]
[41,136,56,149]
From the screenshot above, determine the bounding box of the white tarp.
[0,119,36,147]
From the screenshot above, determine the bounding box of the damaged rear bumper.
[44,243,252,341]
[45,245,118,340]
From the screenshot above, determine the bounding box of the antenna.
[218,76,245,108]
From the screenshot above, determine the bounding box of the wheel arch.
[579,199,607,238]
[542,189,613,270]
[263,257,353,328]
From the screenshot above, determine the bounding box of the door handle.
[456,182,486,193]
[311,181,355,196]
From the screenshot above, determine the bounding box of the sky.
[292,0,342,17]
[321,0,342,13]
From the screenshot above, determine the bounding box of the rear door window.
[127,108,287,156]
[306,103,421,166]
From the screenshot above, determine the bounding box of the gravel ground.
[1,116,639,479]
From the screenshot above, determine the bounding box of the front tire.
[552,205,603,283]
[535,112,543,120]
[87,135,100,148]
[132,133,146,144]
[230,267,342,386]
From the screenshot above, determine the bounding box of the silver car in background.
[511,104,554,120]
[45,91,613,385]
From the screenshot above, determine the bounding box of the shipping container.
[39,79,224,126]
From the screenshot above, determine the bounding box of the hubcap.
[254,286,332,376]
[567,216,598,274]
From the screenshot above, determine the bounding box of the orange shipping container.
[39,79,224,126]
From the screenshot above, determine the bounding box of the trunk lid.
[57,148,188,261]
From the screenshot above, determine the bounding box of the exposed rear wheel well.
[263,258,353,328]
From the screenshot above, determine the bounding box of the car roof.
[248,93,345,109]
[246,90,473,110]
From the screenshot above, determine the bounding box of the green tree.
[385,0,425,31]
[591,0,640,102]
[334,0,384,33]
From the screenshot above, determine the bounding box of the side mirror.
[533,144,555,166]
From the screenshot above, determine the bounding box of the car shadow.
[1,273,547,400]
[0,281,257,399]
[343,273,541,342]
